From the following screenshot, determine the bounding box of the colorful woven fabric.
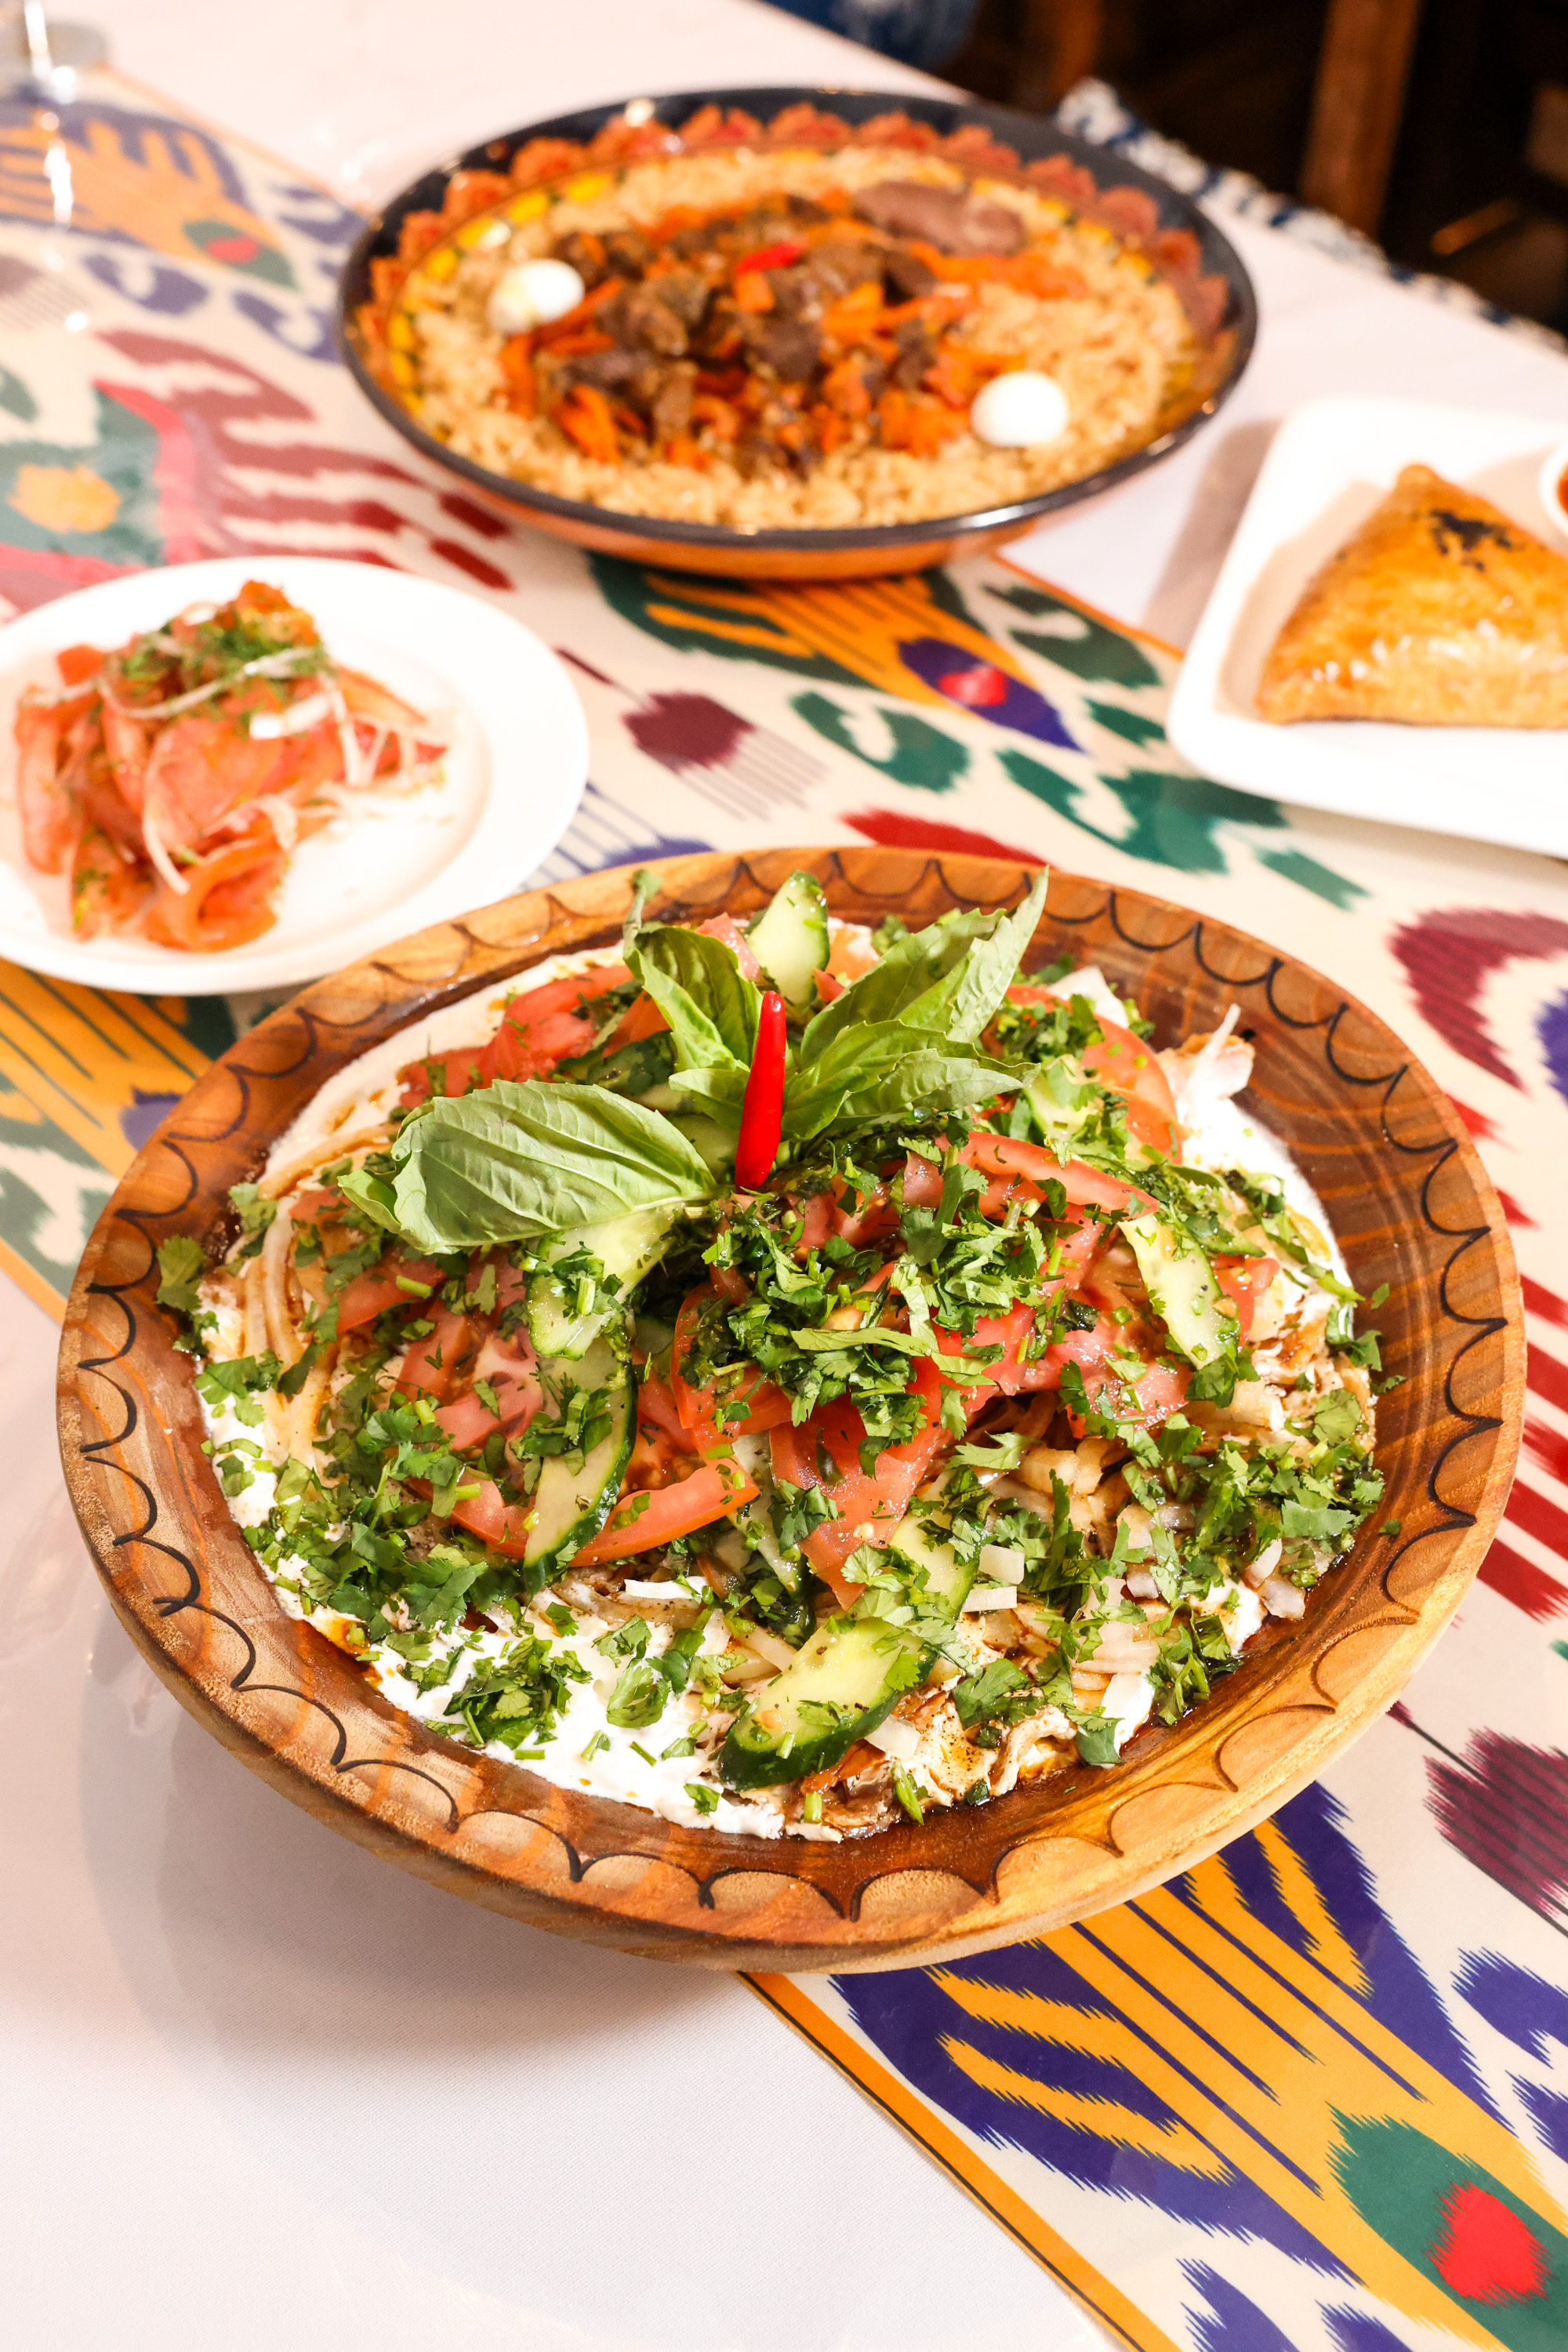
[2,76,1566,2352]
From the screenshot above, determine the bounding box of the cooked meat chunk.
[649,361,696,441]
[606,283,690,357]
[801,235,888,299]
[746,315,821,380]
[891,316,936,389]
[604,229,655,277]
[652,267,711,328]
[551,229,610,287]
[561,346,644,394]
[883,242,938,300]
[852,180,1026,256]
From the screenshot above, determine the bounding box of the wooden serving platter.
[57,849,1523,1970]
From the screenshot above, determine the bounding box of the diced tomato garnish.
[671,1283,793,1447]
[769,1356,946,1602]
[397,964,632,1105]
[699,912,761,980]
[397,1045,492,1108]
[395,1303,472,1401]
[335,1253,448,1334]
[1214,1254,1279,1338]
[956,1132,1155,1218]
[485,961,633,1084]
[573,1457,758,1566]
[637,1373,700,1452]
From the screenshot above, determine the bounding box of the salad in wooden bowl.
[58,851,1520,1969]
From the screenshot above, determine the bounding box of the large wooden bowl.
[58,851,1521,1970]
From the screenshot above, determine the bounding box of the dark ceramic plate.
[337,86,1258,579]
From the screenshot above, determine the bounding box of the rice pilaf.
[391,140,1198,530]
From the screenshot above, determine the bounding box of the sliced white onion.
[740,1626,798,1673]
[247,689,332,741]
[964,1584,1019,1613]
[979,1541,1027,1584]
[1243,1537,1283,1588]
[866,1714,921,1763]
[1261,1575,1306,1620]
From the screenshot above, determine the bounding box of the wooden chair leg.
[1299,0,1426,233]
[1014,0,1105,116]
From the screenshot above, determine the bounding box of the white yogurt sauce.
[202,946,1349,1835]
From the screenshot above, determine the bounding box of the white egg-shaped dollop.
[970,369,1070,449]
[486,257,586,338]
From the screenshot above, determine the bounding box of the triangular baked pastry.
[1256,463,1568,726]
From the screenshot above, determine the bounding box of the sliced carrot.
[555,383,619,463]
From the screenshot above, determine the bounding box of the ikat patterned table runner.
[2,76,1566,2352]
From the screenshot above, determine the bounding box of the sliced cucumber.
[1121,1210,1233,1371]
[719,1511,974,1788]
[521,1332,636,1581]
[748,870,829,1016]
[527,1203,680,1359]
[720,1618,926,1787]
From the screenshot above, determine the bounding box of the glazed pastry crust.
[1256,464,1568,726]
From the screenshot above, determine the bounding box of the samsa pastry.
[1256,463,1568,726]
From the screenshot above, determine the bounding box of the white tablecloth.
[7,7,1568,2347]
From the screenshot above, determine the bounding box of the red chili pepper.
[735,989,786,1191]
[733,238,805,278]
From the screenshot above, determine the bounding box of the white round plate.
[0,557,589,993]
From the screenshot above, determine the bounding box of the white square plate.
[1166,395,1568,858]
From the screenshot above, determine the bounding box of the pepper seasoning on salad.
[167,869,1390,1840]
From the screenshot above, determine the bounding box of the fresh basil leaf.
[666,1063,750,1131]
[387,1080,716,1250]
[630,925,760,1072]
[782,1028,1020,1141]
[797,871,1047,1066]
[942,869,1050,1044]
[336,1167,401,1232]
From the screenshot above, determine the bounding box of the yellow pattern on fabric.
[641,571,1041,710]
[0,961,209,1177]
[0,111,285,274]
[921,1835,1568,2348]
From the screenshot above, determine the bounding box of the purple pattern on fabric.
[1181,2265,1298,2352]
[1171,1784,1497,2118]
[1536,989,1568,1109]
[896,637,1080,750]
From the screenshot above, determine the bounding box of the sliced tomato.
[671,1283,792,1446]
[1001,988,1179,1159]
[573,1457,758,1566]
[484,960,632,1083]
[794,1191,832,1254]
[608,991,669,1047]
[636,1371,699,1451]
[395,1303,473,1402]
[699,912,761,980]
[1080,1016,1180,1160]
[830,1174,898,1247]
[957,1132,1153,1218]
[433,1329,543,1450]
[1055,1323,1189,1436]
[397,1044,492,1108]
[335,1253,448,1334]
[1214,1254,1279,1338]
[450,1478,533,1555]
[770,1356,946,1600]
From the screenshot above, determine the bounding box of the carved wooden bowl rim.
[57,850,1523,1972]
